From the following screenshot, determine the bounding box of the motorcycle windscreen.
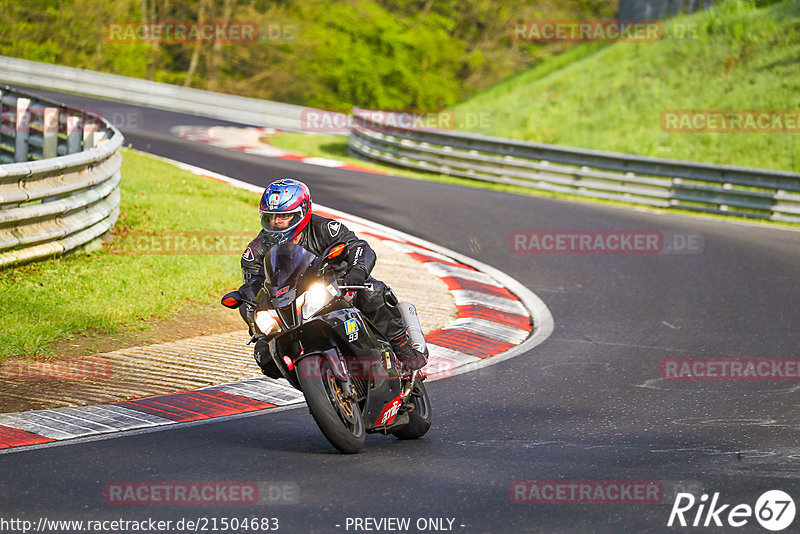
[266,243,318,293]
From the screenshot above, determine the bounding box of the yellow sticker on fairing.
[345,319,358,335]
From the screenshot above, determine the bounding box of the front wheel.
[392,380,432,440]
[297,355,365,454]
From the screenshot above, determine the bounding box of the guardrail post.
[42,107,59,159]
[14,97,30,162]
[0,86,124,268]
[83,116,97,150]
[66,115,83,154]
[0,89,8,163]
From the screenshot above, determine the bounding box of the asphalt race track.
[2,88,800,533]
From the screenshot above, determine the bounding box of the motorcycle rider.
[239,178,427,378]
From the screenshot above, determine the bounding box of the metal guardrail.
[0,85,123,268]
[348,109,800,224]
[0,55,346,133]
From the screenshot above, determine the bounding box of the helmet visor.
[260,208,303,236]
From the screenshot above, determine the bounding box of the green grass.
[0,149,261,362]
[454,0,800,172]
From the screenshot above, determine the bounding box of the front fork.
[300,347,357,402]
[316,348,356,399]
[400,369,424,410]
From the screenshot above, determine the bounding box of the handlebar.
[337,282,374,291]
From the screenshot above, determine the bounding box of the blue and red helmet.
[259,179,312,245]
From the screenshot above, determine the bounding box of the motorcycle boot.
[391,331,427,370]
[254,337,282,379]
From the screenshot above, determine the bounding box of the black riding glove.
[342,265,368,286]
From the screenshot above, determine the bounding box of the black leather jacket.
[239,213,377,302]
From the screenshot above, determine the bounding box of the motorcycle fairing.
[265,244,317,308]
[257,242,413,434]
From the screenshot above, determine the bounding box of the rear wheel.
[297,355,365,454]
[392,380,432,440]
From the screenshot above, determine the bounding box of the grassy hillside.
[454,0,800,172]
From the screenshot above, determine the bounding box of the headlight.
[301,282,333,319]
[254,309,279,335]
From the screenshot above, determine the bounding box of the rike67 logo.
[668,490,796,531]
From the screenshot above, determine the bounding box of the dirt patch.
[0,303,248,414]
[47,302,244,359]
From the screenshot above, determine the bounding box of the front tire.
[392,380,432,440]
[297,355,365,454]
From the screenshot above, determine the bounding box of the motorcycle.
[221,241,432,454]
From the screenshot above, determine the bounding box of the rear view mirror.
[317,242,348,273]
[221,290,244,309]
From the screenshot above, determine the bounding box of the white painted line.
[37,407,123,432]
[382,240,456,263]
[425,346,482,381]
[422,261,500,286]
[301,157,346,168]
[142,153,264,194]
[243,147,289,157]
[0,412,96,440]
[451,290,527,316]
[443,317,529,345]
[210,379,305,405]
[0,403,306,455]
[82,404,176,426]
[24,409,142,435]
[426,344,479,364]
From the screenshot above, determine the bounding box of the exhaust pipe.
[398,302,427,355]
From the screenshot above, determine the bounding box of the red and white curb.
[172,125,385,174]
[0,158,552,452]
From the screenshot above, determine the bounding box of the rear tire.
[297,355,365,454]
[392,380,432,440]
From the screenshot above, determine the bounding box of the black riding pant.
[354,277,406,341]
